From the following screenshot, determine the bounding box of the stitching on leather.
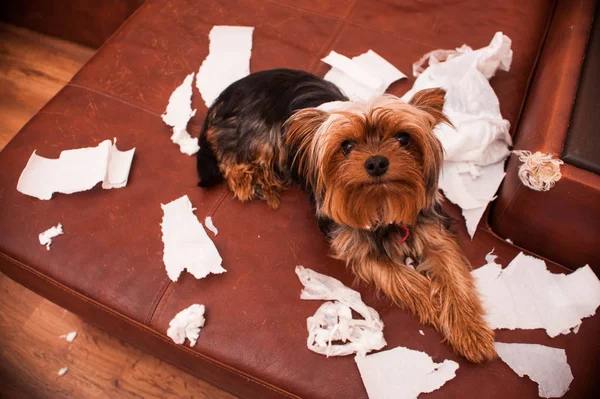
[144,277,171,325]
[149,281,175,326]
[0,252,299,399]
[307,0,359,72]
[487,0,557,231]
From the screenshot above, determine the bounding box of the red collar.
[398,224,411,244]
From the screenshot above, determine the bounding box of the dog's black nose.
[365,155,389,177]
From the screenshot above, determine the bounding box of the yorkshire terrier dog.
[197,69,496,363]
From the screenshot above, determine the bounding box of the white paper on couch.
[295,266,386,357]
[495,342,573,398]
[322,50,407,102]
[39,223,63,250]
[161,195,226,282]
[162,72,200,155]
[401,32,513,237]
[355,346,459,399]
[472,251,600,337]
[17,138,135,200]
[167,304,206,347]
[196,26,254,108]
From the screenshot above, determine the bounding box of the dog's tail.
[196,122,222,187]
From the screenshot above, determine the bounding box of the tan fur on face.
[286,94,445,228]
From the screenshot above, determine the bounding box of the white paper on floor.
[401,32,513,238]
[472,251,600,336]
[355,346,459,399]
[167,304,206,347]
[295,266,386,357]
[495,342,573,398]
[17,139,135,200]
[196,26,254,108]
[322,50,406,102]
[161,195,225,282]
[162,72,199,155]
[39,223,63,250]
[57,367,68,376]
[59,331,77,342]
[204,216,218,236]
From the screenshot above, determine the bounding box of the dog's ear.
[409,88,451,127]
[284,109,328,178]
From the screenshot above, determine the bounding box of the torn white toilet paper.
[495,342,573,398]
[402,32,513,237]
[196,26,254,108]
[167,304,206,347]
[59,331,77,342]
[162,72,200,155]
[39,223,63,250]
[204,216,218,236]
[473,251,600,337]
[161,195,226,282]
[17,139,135,200]
[355,346,459,399]
[323,50,406,102]
[295,266,386,356]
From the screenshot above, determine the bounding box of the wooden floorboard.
[0,23,236,399]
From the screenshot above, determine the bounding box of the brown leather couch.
[1,1,599,398]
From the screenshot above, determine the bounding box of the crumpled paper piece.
[59,331,77,342]
[196,26,254,108]
[17,139,135,200]
[355,346,459,399]
[513,150,563,191]
[402,32,513,238]
[162,72,200,155]
[495,342,573,398]
[166,304,206,347]
[204,216,218,236]
[161,195,226,282]
[295,266,386,357]
[322,50,407,102]
[39,223,63,250]
[472,251,600,337]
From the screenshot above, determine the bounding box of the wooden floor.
[0,24,236,399]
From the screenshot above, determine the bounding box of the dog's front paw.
[446,319,496,363]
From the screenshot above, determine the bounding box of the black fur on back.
[196,69,347,186]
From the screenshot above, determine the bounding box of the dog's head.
[285,88,449,229]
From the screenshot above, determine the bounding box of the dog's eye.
[395,132,410,147]
[341,140,356,156]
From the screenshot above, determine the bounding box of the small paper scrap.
[296,266,386,357]
[162,72,199,155]
[495,342,573,398]
[58,367,68,376]
[17,139,135,200]
[402,32,513,238]
[39,223,63,250]
[196,26,254,107]
[59,331,77,342]
[473,251,600,337]
[204,216,218,236]
[167,304,206,347]
[323,50,406,102]
[355,346,459,399]
[513,150,563,191]
[161,195,226,282]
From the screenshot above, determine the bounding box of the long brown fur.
[286,88,496,363]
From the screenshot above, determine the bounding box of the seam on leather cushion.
[0,252,299,399]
